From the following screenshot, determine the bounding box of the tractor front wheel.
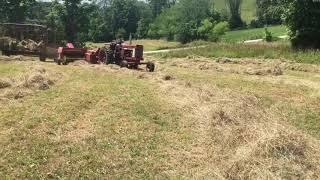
[120,60,128,68]
[146,62,155,72]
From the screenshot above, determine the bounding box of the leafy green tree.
[147,5,179,40]
[256,0,283,25]
[174,0,217,43]
[108,0,140,39]
[147,0,175,17]
[1,0,36,22]
[283,0,320,49]
[45,0,66,44]
[136,2,153,38]
[62,0,82,43]
[226,0,244,29]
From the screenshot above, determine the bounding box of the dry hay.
[0,78,12,89]
[0,55,36,61]
[215,57,320,74]
[245,64,283,76]
[152,73,320,179]
[170,58,284,76]
[281,62,320,73]
[0,66,62,100]
[69,60,89,66]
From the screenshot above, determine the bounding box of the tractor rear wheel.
[106,49,114,64]
[146,62,155,72]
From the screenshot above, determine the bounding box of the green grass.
[214,0,257,23]
[157,42,320,64]
[222,25,287,43]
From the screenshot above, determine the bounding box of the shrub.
[264,28,272,42]
[209,21,229,42]
[250,19,263,28]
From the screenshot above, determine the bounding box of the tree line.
[1,0,320,48]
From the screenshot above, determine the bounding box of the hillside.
[214,0,257,23]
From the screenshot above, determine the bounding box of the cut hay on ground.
[0,66,62,100]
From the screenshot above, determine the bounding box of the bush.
[209,21,229,42]
[250,19,263,28]
[264,28,272,42]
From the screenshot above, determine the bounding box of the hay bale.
[3,88,30,99]
[0,79,11,89]
[245,65,283,76]
[12,55,23,61]
[0,55,11,61]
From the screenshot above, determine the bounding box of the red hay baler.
[55,43,106,65]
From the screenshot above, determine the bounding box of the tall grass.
[222,25,287,43]
[157,42,320,64]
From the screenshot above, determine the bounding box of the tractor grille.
[135,45,143,59]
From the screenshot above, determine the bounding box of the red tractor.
[105,40,155,72]
[55,40,155,72]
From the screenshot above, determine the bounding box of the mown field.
[1,40,320,178]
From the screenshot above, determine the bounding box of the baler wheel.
[62,56,68,65]
[146,62,155,72]
[39,53,46,62]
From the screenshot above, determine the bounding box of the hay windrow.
[0,66,62,100]
[146,59,320,178]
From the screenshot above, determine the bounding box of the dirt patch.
[0,66,62,100]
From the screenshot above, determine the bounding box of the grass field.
[157,42,320,64]
[1,48,320,178]
[221,25,287,43]
[215,0,257,23]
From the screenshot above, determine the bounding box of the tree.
[1,0,36,22]
[62,0,82,43]
[136,1,153,38]
[45,0,66,44]
[283,0,320,49]
[147,0,175,17]
[256,0,283,25]
[226,0,244,29]
[147,0,222,43]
